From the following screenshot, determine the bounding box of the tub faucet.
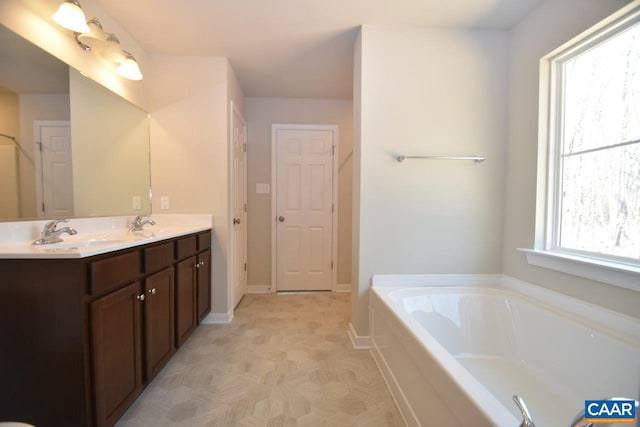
[130,215,155,232]
[513,395,535,427]
[33,219,77,245]
[570,398,639,427]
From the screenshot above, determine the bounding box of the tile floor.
[116,292,405,426]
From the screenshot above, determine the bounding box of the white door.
[36,122,73,218]
[231,105,247,308]
[275,128,335,291]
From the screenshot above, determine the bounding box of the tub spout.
[570,398,639,427]
[513,395,535,427]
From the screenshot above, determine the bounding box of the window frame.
[522,3,640,292]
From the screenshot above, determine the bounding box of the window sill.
[517,248,640,292]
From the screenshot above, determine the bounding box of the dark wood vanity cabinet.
[91,281,144,427]
[197,249,212,322]
[175,234,211,347]
[0,229,212,427]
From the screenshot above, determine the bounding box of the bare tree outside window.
[557,22,640,261]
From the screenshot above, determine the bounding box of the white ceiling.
[93,0,542,99]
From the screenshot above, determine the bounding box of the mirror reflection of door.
[34,120,73,218]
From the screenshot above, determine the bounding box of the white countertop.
[0,214,213,259]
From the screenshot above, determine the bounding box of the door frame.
[270,124,339,293]
[33,120,71,218]
[228,101,247,312]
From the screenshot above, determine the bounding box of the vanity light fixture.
[76,18,108,51]
[117,51,143,81]
[52,0,90,33]
[51,1,143,81]
[102,33,127,64]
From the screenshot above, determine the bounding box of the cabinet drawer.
[89,251,141,295]
[197,231,211,251]
[175,236,197,260]
[144,242,174,273]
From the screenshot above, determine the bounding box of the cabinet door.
[144,267,175,382]
[175,257,197,347]
[91,281,143,427]
[197,249,211,322]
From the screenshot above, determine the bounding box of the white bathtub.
[369,276,640,427]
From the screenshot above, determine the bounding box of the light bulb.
[52,0,90,33]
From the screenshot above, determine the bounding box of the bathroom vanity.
[0,228,212,427]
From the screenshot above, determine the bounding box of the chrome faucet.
[33,219,77,245]
[570,398,639,427]
[513,395,535,427]
[130,215,155,232]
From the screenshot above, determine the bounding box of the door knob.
[278,216,285,222]
[233,218,241,225]
[148,288,156,295]
[136,294,145,301]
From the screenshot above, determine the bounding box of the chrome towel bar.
[397,155,486,163]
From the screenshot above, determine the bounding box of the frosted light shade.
[52,0,90,33]
[101,34,127,64]
[118,53,143,80]
[76,18,108,50]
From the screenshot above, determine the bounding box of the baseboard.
[333,283,352,292]
[201,311,233,324]
[347,322,371,350]
[246,285,272,293]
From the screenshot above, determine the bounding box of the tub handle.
[512,395,535,427]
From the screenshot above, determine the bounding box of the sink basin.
[49,239,129,248]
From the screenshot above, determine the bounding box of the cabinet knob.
[278,216,285,222]
[233,218,241,225]
[148,288,156,295]
[136,294,145,301]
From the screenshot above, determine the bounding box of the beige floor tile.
[116,292,403,427]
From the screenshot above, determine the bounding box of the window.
[524,5,640,291]
[552,18,640,262]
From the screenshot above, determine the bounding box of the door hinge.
[331,203,334,213]
[244,262,247,272]
[332,145,335,156]
[244,203,247,213]
[37,142,42,152]
[331,261,334,270]
[41,202,45,212]
[243,143,247,153]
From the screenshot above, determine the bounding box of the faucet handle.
[513,395,535,427]
[44,219,68,231]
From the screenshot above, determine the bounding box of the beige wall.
[70,69,150,217]
[18,93,70,217]
[148,55,244,317]
[245,97,353,289]
[0,91,19,217]
[352,26,509,335]
[502,0,640,319]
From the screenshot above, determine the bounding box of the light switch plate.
[132,196,142,210]
[256,183,271,194]
[160,196,170,210]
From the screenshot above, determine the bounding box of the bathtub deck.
[457,355,579,426]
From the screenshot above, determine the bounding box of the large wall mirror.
[0,24,151,221]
